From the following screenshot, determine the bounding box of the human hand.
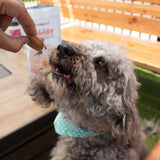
[0,0,37,52]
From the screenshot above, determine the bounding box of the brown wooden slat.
[37,0,57,5]
[57,0,160,17]
[61,25,160,73]
[38,0,160,8]
[62,26,160,60]
[145,140,160,160]
[130,0,160,4]
[61,6,160,36]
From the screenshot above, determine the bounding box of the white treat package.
[21,5,61,73]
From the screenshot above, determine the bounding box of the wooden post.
[145,140,160,160]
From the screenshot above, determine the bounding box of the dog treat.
[27,35,44,51]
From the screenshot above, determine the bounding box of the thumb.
[0,29,29,52]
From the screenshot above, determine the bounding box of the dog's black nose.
[57,43,75,58]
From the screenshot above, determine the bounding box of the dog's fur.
[28,41,147,160]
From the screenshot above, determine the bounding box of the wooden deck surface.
[61,25,160,73]
[0,48,53,139]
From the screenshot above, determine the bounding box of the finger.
[14,1,37,35]
[17,0,25,6]
[0,28,29,52]
[17,9,37,35]
[0,15,13,31]
[0,0,37,35]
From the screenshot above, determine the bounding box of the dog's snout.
[57,43,75,58]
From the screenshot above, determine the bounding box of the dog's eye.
[94,57,105,68]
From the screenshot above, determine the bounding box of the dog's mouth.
[53,66,72,84]
[51,43,77,85]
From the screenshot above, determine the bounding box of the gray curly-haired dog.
[28,40,147,160]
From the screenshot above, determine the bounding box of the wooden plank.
[145,140,160,160]
[39,0,160,17]
[57,0,160,18]
[61,25,160,73]
[0,93,53,139]
[37,0,56,5]
[51,0,160,5]
[130,0,160,4]
[61,6,160,36]
[38,0,160,12]
[0,49,54,139]
[62,26,160,59]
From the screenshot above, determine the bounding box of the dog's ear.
[27,69,53,107]
[118,71,140,142]
[90,64,140,142]
[122,72,140,109]
[106,70,140,142]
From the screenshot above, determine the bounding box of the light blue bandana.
[54,112,103,138]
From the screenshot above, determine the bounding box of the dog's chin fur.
[28,40,147,160]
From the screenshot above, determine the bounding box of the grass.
[135,66,160,151]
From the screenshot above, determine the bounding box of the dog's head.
[49,41,140,140]
[50,41,138,102]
